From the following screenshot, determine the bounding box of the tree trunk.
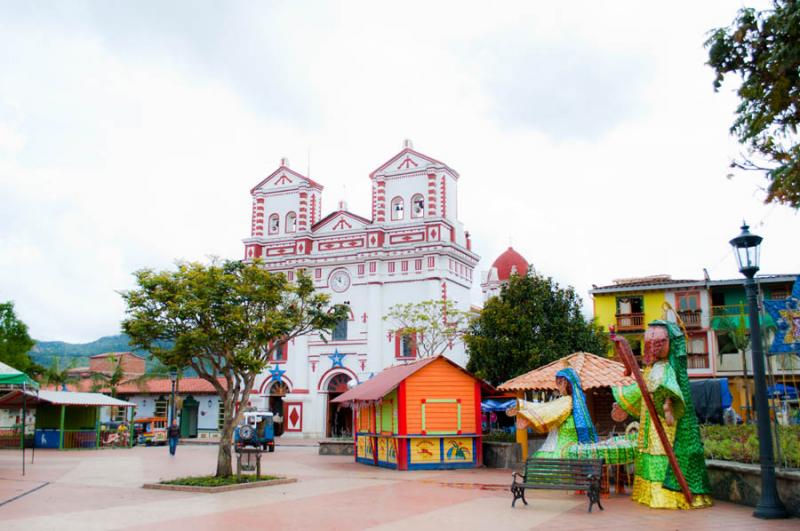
[216,421,234,477]
[215,392,236,476]
[740,348,752,423]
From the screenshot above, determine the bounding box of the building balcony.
[711,304,775,330]
[687,353,710,370]
[677,310,703,329]
[615,313,644,332]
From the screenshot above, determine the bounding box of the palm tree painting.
[446,439,470,460]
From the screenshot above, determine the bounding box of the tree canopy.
[0,301,38,376]
[121,259,348,476]
[384,299,472,358]
[465,272,608,386]
[706,1,800,207]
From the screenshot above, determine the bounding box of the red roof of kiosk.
[332,356,494,403]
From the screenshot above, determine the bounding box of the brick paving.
[0,445,796,530]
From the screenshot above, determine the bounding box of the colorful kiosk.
[332,356,490,470]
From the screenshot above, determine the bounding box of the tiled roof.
[593,277,702,291]
[498,352,634,391]
[114,377,225,394]
[45,377,225,394]
[89,351,145,359]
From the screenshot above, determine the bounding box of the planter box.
[143,477,297,493]
[706,460,800,517]
[319,439,354,456]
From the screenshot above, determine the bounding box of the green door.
[180,396,199,438]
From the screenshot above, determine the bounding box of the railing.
[615,313,645,331]
[677,310,703,328]
[62,430,97,449]
[687,353,710,369]
[711,304,746,319]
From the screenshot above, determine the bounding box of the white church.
[243,141,486,438]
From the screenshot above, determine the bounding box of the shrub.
[160,475,278,487]
[700,424,800,468]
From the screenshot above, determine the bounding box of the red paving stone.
[1,445,796,530]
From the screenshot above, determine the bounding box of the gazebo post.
[514,390,528,460]
[59,404,66,450]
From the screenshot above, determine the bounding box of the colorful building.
[242,141,480,438]
[332,356,489,470]
[590,273,800,418]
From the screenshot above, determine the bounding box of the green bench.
[510,457,604,513]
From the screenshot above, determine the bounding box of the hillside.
[29,334,150,367]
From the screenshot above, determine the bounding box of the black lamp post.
[729,222,787,519]
[168,368,178,426]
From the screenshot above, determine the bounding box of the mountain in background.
[29,334,151,367]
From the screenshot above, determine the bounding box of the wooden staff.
[611,330,694,505]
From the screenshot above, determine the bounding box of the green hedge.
[700,424,800,468]
[483,430,516,443]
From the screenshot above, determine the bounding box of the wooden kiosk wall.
[354,357,483,470]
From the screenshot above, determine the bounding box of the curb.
[142,477,297,493]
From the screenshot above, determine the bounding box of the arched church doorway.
[326,373,353,438]
[268,381,288,436]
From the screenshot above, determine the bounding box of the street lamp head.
[729,222,762,279]
[168,368,178,382]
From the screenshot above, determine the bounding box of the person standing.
[167,420,180,456]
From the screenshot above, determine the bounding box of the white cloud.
[0,0,795,342]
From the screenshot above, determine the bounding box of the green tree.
[121,259,348,477]
[40,357,79,391]
[465,272,608,386]
[706,1,800,207]
[0,301,37,375]
[384,300,472,358]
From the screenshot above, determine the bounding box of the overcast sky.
[1,1,796,343]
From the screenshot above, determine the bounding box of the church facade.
[243,141,479,438]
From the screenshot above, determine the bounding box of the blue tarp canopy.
[768,384,798,400]
[481,399,516,413]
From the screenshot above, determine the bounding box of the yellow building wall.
[593,290,667,355]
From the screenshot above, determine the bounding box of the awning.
[481,399,516,412]
[0,389,135,408]
[0,361,38,388]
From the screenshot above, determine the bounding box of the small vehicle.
[134,417,168,446]
[234,411,275,452]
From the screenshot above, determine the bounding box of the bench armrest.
[511,471,525,485]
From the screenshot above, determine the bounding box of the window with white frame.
[285,212,296,233]
[391,197,404,220]
[268,214,280,234]
[411,194,424,218]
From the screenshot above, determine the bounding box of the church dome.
[491,247,529,281]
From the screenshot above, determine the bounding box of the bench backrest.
[523,458,603,488]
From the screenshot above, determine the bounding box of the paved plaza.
[0,443,796,530]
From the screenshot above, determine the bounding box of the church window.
[286,212,296,233]
[332,319,348,341]
[395,332,417,359]
[391,197,404,220]
[271,341,288,363]
[268,214,280,234]
[411,194,424,218]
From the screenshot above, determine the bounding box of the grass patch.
[160,475,279,487]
